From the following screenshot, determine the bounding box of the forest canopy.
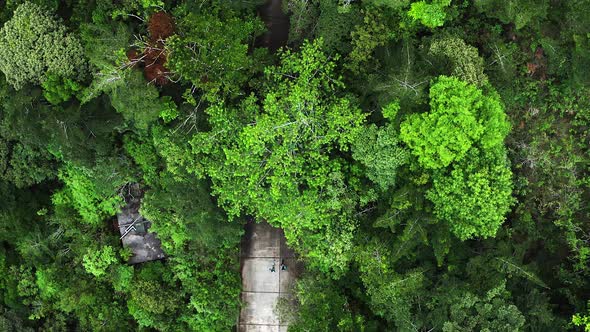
[0,0,589,331]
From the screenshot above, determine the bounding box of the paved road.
[238,221,302,332]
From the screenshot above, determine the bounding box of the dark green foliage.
[0,139,56,188]
[474,0,548,29]
[108,70,164,131]
[287,0,361,54]
[439,282,526,331]
[165,7,264,101]
[0,0,589,331]
[280,273,361,331]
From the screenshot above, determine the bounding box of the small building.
[117,184,165,264]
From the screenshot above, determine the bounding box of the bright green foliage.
[41,73,82,105]
[150,124,195,180]
[429,36,487,86]
[82,246,118,278]
[123,133,160,185]
[408,0,452,28]
[0,2,86,89]
[52,163,126,226]
[192,39,366,274]
[400,76,509,169]
[401,76,512,240]
[474,0,548,29]
[441,282,525,331]
[112,265,134,292]
[428,148,513,240]
[165,10,264,100]
[573,303,590,331]
[159,96,179,123]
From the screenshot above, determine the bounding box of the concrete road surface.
[238,221,303,332]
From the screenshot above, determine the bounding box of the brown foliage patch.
[149,11,175,42]
[527,62,539,75]
[527,47,547,80]
[145,63,170,86]
[125,11,176,86]
[144,46,167,66]
[126,49,143,67]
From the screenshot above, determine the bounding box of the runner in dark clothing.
[280,259,287,271]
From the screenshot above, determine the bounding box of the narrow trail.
[257,0,290,52]
[238,222,302,332]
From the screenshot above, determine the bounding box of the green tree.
[82,245,119,279]
[0,139,56,188]
[79,22,131,102]
[52,162,129,226]
[400,76,509,169]
[355,240,426,330]
[408,0,452,28]
[0,2,87,89]
[191,39,366,274]
[427,147,514,240]
[441,282,525,331]
[109,70,166,131]
[346,6,397,73]
[165,8,264,101]
[41,73,82,105]
[429,35,488,86]
[314,1,361,54]
[352,102,408,190]
[573,303,590,331]
[281,273,360,331]
[474,0,549,29]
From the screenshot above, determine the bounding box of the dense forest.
[0,0,589,331]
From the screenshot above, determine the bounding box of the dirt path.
[238,221,302,332]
